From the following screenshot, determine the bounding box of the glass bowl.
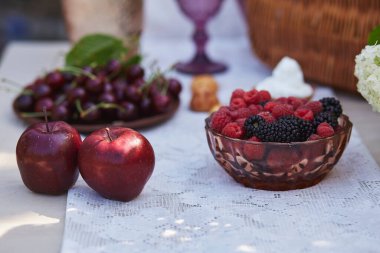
[205,115,353,190]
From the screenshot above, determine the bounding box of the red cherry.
[51,104,71,121]
[106,59,122,75]
[112,79,127,101]
[125,85,142,103]
[103,82,114,93]
[14,94,35,112]
[85,78,104,94]
[45,71,65,90]
[66,87,87,104]
[117,102,139,121]
[33,84,52,99]
[168,78,182,97]
[98,92,116,104]
[34,97,54,112]
[139,97,153,116]
[152,94,171,113]
[126,65,144,82]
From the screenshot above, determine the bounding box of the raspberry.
[316,122,335,137]
[288,96,306,110]
[275,97,288,104]
[264,101,278,112]
[304,101,322,115]
[248,104,261,115]
[248,136,261,142]
[243,89,261,105]
[256,104,264,111]
[230,89,245,102]
[210,110,232,133]
[221,122,244,139]
[235,118,247,128]
[272,104,293,119]
[243,141,265,161]
[218,106,231,113]
[230,98,247,110]
[258,111,275,123]
[308,134,322,141]
[294,108,314,121]
[230,108,251,120]
[258,90,271,102]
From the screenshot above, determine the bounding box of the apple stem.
[105,128,113,142]
[43,106,50,133]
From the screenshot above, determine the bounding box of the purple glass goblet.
[175,0,228,74]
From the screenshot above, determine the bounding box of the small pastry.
[190,75,220,112]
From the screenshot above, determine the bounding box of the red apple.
[16,121,82,195]
[78,127,155,202]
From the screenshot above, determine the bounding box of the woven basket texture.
[245,0,380,93]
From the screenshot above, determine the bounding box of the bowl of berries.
[205,89,352,190]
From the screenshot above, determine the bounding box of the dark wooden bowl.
[13,99,180,134]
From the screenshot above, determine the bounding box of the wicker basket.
[244,0,380,93]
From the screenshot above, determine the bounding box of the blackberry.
[244,115,265,138]
[319,97,342,117]
[313,111,338,128]
[244,115,314,143]
[277,116,314,142]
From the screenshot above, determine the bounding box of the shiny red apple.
[16,121,82,195]
[78,127,155,202]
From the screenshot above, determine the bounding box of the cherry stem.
[141,64,173,97]
[60,66,97,80]
[20,111,51,118]
[78,102,124,118]
[54,94,66,105]
[105,128,113,142]
[0,86,19,94]
[75,99,84,114]
[0,78,34,95]
[43,106,50,133]
[0,77,23,87]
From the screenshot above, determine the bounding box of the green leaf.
[368,25,380,45]
[125,54,142,66]
[65,34,127,68]
[375,56,380,67]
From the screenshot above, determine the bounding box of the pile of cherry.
[13,60,182,123]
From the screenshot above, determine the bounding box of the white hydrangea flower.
[354,45,380,112]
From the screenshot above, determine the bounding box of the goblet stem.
[193,23,208,55]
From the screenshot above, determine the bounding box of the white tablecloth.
[60,36,380,253]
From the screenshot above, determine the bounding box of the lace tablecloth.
[61,78,380,252]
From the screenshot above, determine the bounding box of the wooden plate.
[13,100,180,134]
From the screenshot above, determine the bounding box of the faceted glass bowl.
[205,115,353,190]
